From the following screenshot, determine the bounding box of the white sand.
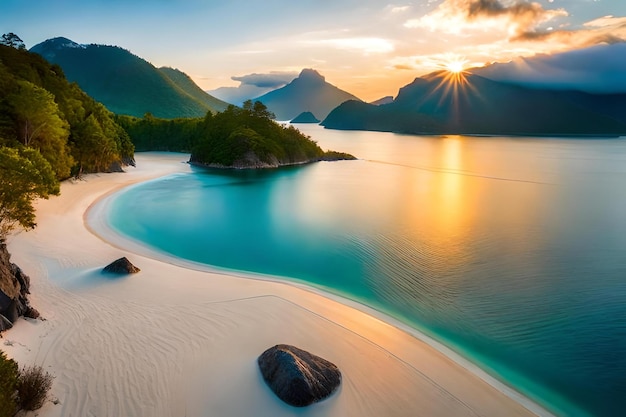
[2,152,552,417]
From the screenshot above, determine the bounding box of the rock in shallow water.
[257,344,341,407]
[102,257,140,274]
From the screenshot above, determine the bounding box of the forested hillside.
[0,35,134,239]
[30,38,228,118]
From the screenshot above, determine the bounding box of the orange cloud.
[514,16,626,47]
[406,0,567,38]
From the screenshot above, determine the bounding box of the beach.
[2,152,551,417]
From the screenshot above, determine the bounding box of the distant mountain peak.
[298,68,325,82]
[253,68,359,120]
[33,37,86,50]
[31,37,86,60]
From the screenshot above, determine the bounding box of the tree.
[242,100,275,120]
[252,100,275,120]
[8,80,73,178]
[0,146,59,241]
[0,350,18,417]
[0,33,25,50]
[72,113,116,176]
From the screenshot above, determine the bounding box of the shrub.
[0,350,18,417]
[16,365,54,411]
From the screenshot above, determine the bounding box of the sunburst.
[445,58,467,74]
[421,55,481,125]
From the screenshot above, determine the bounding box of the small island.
[290,111,320,124]
[119,100,354,169]
[189,101,354,168]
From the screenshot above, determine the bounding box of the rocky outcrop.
[0,242,39,334]
[257,344,341,407]
[102,257,140,274]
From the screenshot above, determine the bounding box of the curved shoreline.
[5,152,554,416]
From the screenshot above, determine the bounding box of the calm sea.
[107,126,626,417]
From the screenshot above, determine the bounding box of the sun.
[445,58,467,74]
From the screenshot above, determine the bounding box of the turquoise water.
[108,127,626,417]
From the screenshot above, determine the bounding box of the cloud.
[514,15,626,47]
[389,5,410,14]
[400,0,626,74]
[231,71,298,88]
[405,0,567,38]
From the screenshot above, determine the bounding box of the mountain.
[157,67,229,113]
[30,37,228,118]
[208,71,298,107]
[290,111,320,124]
[322,71,626,136]
[474,43,626,94]
[370,96,394,106]
[253,69,361,121]
[207,85,265,106]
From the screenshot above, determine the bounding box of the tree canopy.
[0,40,134,179]
[192,101,333,167]
[0,146,59,240]
[0,33,25,50]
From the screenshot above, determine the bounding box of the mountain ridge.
[30,37,228,118]
[322,70,626,136]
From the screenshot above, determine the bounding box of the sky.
[2,0,626,101]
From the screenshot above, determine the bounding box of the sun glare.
[445,59,467,74]
[421,54,482,116]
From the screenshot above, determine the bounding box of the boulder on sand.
[102,257,140,274]
[257,344,341,407]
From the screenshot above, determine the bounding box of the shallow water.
[108,127,626,417]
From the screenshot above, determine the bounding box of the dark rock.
[3,299,18,323]
[258,344,341,407]
[24,306,40,319]
[102,257,140,274]
[0,242,37,333]
[0,314,13,332]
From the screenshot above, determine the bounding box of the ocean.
[107,126,626,417]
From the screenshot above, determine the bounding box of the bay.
[108,126,626,417]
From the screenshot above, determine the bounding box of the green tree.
[8,80,73,178]
[0,350,18,417]
[0,33,25,50]
[72,113,117,176]
[0,146,59,240]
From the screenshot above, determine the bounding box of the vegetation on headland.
[119,100,356,168]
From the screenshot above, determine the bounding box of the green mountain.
[30,37,228,119]
[254,69,361,121]
[322,71,626,136]
[157,67,228,113]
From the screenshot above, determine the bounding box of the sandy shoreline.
[3,152,552,417]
